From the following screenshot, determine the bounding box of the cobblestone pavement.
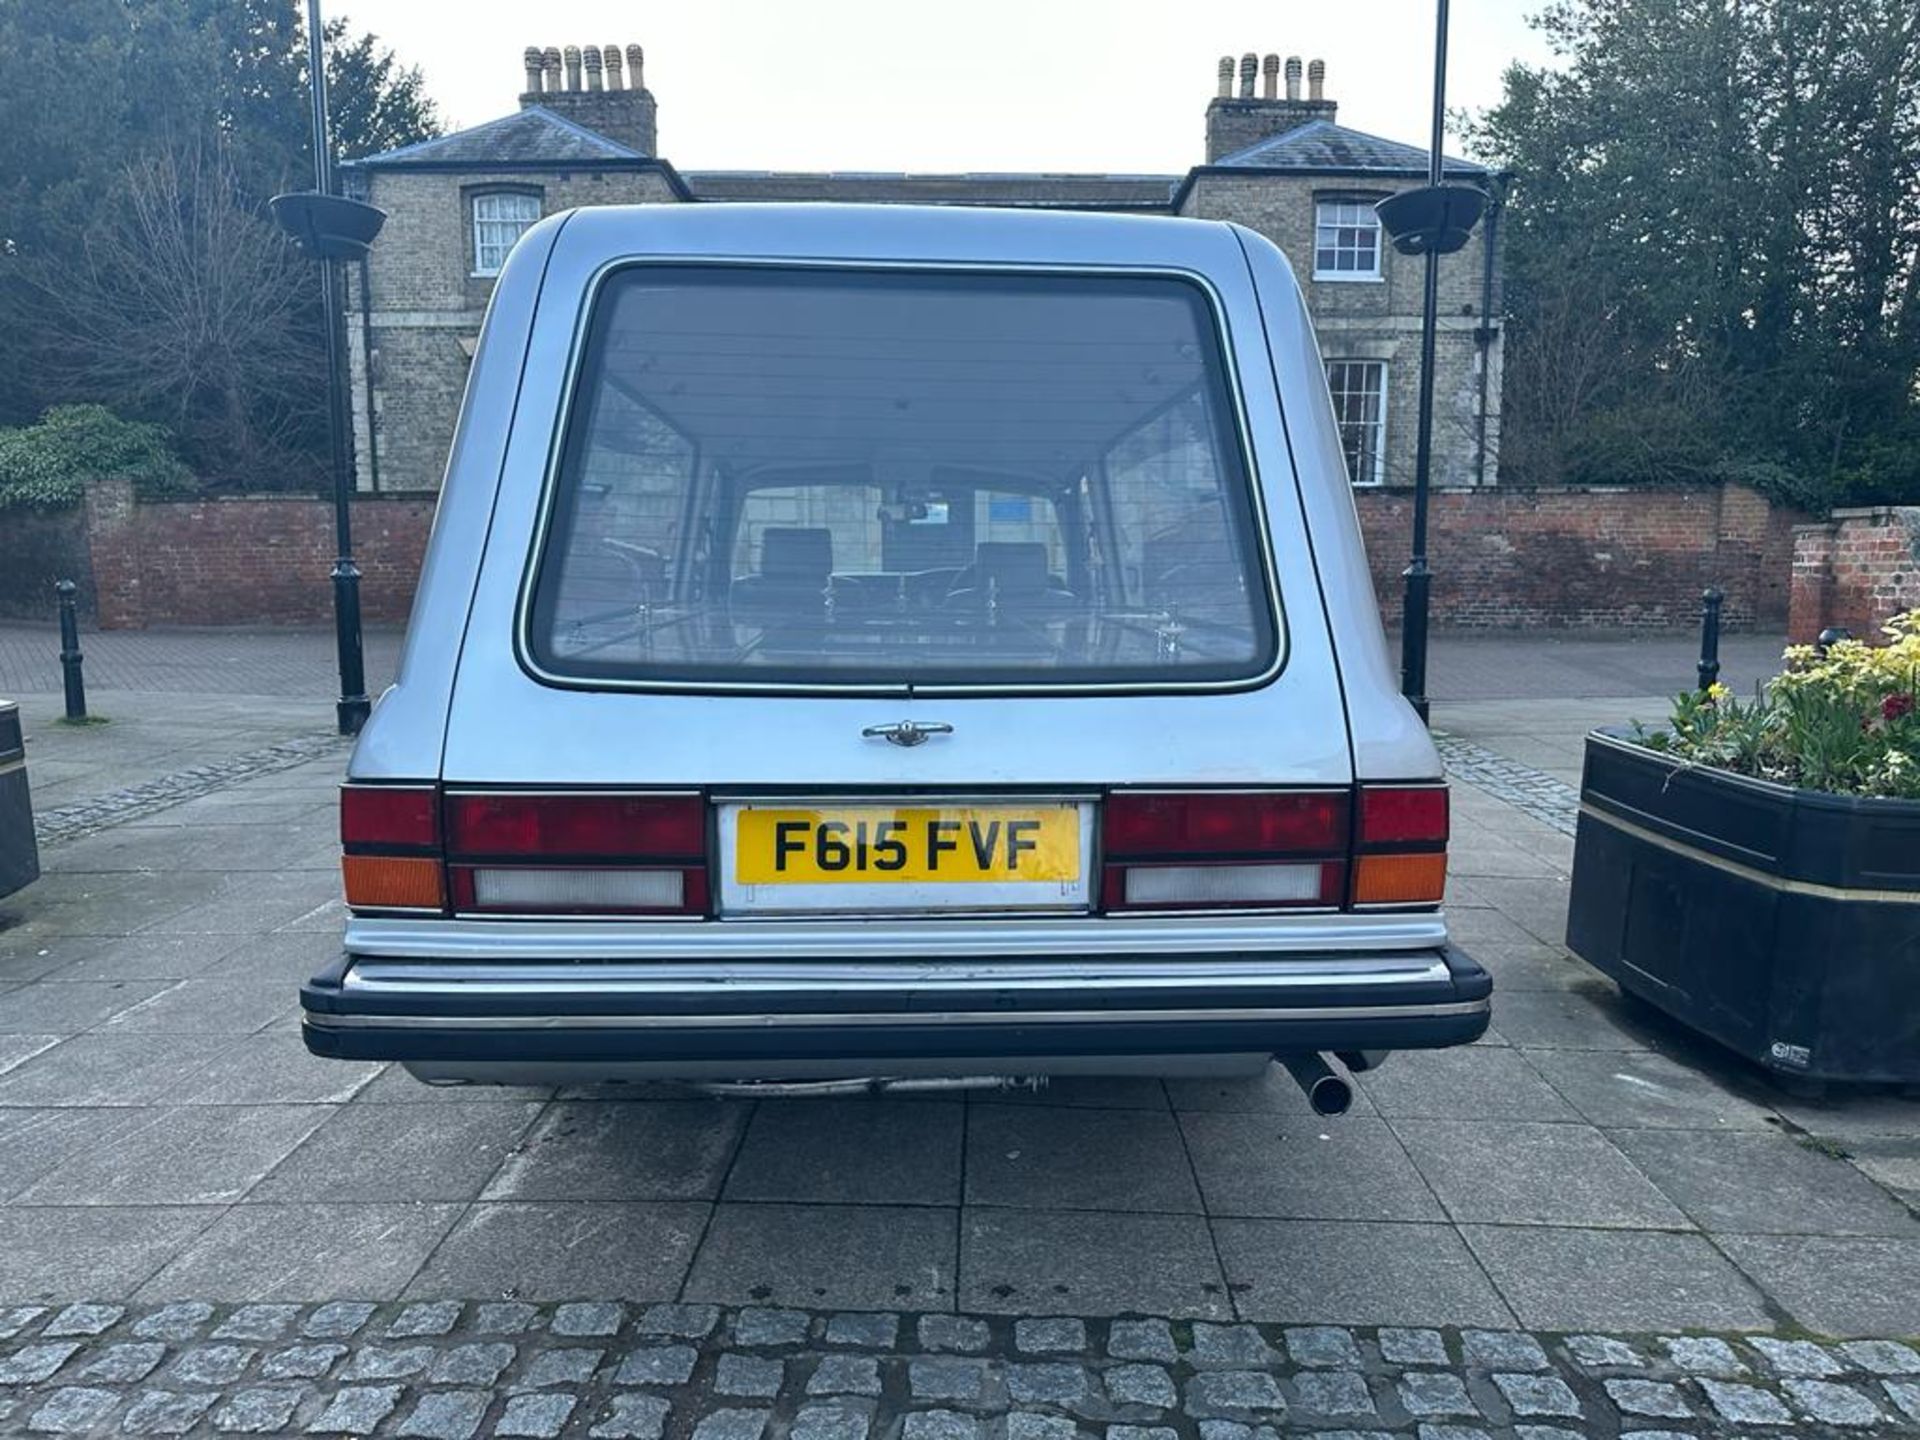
[1,1299,1918,1439]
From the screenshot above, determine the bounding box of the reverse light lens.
[1353,852,1448,906]
[1120,862,1332,908]
[465,866,691,912]
[446,792,704,860]
[1104,790,1349,857]
[341,854,445,910]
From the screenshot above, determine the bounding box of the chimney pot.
[1308,58,1326,101]
[524,46,544,93]
[1261,54,1280,100]
[1216,56,1234,99]
[1285,55,1303,101]
[542,46,562,91]
[604,44,624,89]
[563,44,582,91]
[583,44,604,90]
[1238,53,1257,99]
[627,44,645,90]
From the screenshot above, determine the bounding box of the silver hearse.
[301,203,1489,1110]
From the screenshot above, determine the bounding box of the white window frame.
[1325,359,1388,486]
[1313,199,1384,282]
[471,191,542,278]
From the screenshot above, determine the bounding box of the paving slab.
[134,1203,464,1302]
[684,1204,956,1312]
[14,1103,329,1205]
[1177,1113,1444,1222]
[960,1209,1228,1318]
[481,1101,748,1202]
[1524,1048,1777,1131]
[1394,1120,1689,1229]
[250,1101,545,1202]
[1353,1046,1581,1123]
[1461,1226,1775,1332]
[403,1202,709,1303]
[1211,1219,1514,1328]
[1717,1234,1920,1337]
[963,1104,1203,1214]
[724,1100,964,1207]
[1609,1128,1920,1237]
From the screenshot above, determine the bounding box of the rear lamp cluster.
[340,783,1446,918]
[1100,785,1447,913]
[339,786,705,917]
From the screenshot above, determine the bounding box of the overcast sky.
[338,1,1557,173]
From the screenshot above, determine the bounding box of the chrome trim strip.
[343,909,1451,960]
[1580,803,1920,905]
[509,257,1289,698]
[340,954,1454,995]
[313,999,1490,1032]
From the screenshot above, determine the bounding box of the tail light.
[444,791,707,916]
[1102,791,1349,912]
[1351,783,1448,908]
[338,785,709,917]
[340,784,445,912]
[1098,784,1448,914]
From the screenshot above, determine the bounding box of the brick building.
[342,43,1503,498]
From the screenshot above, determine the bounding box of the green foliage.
[1472,0,1920,511]
[0,2,439,476]
[0,406,193,512]
[1635,611,1920,798]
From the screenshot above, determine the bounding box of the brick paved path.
[1,1299,1918,1439]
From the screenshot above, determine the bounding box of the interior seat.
[731,526,834,618]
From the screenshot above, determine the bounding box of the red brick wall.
[1355,484,1804,631]
[62,480,436,629]
[1788,508,1920,644]
[1,477,1812,632]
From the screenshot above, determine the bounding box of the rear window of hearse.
[523,265,1280,692]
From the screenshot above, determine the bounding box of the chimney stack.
[521,42,657,154]
[1204,51,1338,162]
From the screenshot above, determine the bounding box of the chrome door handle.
[861,720,954,748]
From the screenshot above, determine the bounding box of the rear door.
[439,209,1353,910]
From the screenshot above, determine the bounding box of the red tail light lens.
[1358,786,1449,847]
[1104,790,1349,858]
[445,793,704,861]
[340,784,439,850]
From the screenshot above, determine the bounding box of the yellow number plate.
[735,805,1081,885]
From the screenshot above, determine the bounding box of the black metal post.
[1697,587,1724,693]
[55,580,86,721]
[307,0,370,736]
[1398,0,1452,725]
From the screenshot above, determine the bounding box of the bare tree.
[30,142,327,487]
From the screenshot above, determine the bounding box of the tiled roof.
[345,106,643,169]
[683,172,1180,209]
[1214,119,1488,176]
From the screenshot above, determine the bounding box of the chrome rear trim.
[318,1000,1489,1031]
[343,910,1450,961]
[340,953,1453,996]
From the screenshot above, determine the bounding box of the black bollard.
[1696,587,1724,693]
[55,580,86,721]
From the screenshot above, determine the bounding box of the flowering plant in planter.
[1632,608,1920,799]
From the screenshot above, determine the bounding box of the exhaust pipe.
[1279,1053,1354,1116]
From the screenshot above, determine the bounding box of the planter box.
[1566,730,1920,1085]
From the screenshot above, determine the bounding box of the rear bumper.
[300,947,1492,1066]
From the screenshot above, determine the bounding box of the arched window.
[471,191,542,277]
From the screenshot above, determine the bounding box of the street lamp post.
[269,0,386,736]
[1372,0,1487,725]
